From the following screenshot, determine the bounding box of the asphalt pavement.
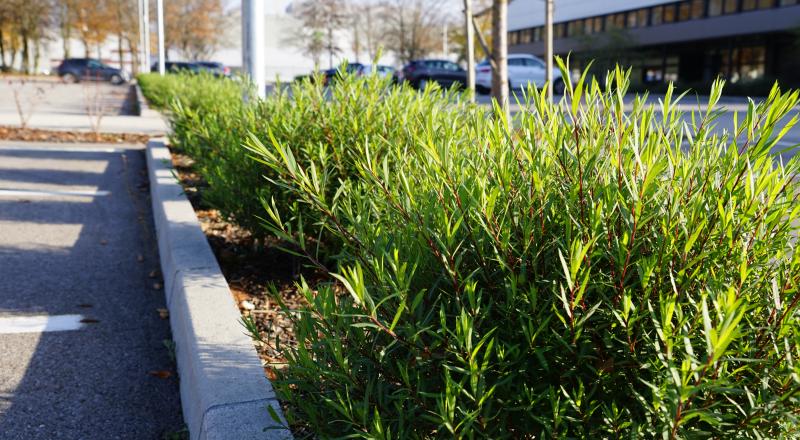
[0,141,184,439]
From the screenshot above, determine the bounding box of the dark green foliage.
[143,63,800,438]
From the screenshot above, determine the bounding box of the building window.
[593,17,603,33]
[740,46,766,80]
[678,1,691,20]
[627,11,638,27]
[509,31,519,45]
[742,0,757,9]
[724,0,739,12]
[709,0,723,15]
[555,23,565,38]
[604,15,615,30]
[615,13,626,28]
[691,0,705,17]
[533,27,541,42]
[652,5,663,24]
[584,19,594,34]
[758,0,776,7]
[664,4,677,22]
[780,0,798,5]
[638,8,649,26]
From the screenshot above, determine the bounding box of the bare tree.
[380,0,446,65]
[290,0,347,69]
[164,0,226,60]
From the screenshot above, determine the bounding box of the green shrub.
[245,64,800,438]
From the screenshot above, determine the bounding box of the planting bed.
[0,125,151,143]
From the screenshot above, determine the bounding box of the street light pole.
[545,0,554,102]
[143,0,150,72]
[156,0,165,75]
[463,0,475,102]
[137,0,144,74]
[242,0,266,99]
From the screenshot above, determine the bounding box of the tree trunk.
[117,33,124,69]
[0,28,7,69]
[327,27,333,69]
[61,3,71,58]
[83,39,90,58]
[490,0,509,121]
[34,38,40,73]
[463,0,475,102]
[21,35,30,74]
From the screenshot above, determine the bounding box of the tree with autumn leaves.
[1,0,227,74]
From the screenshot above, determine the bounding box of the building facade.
[507,0,800,91]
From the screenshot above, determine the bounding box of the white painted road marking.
[0,314,85,334]
[0,145,123,153]
[0,188,109,197]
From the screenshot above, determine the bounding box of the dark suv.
[394,59,466,90]
[57,58,129,84]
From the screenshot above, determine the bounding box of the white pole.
[243,0,266,98]
[137,0,144,73]
[545,0,554,101]
[143,0,151,72]
[464,0,475,102]
[156,0,165,75]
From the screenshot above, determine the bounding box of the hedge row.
[139,66,800,439]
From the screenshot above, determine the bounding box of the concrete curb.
[146,138,292,440]
[135,83,163,119]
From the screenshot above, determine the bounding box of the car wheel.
[553,78,566,96]
[62,73,78,84]
[475,85,490,95]
[417,78,429,91]
[110,74,123,85]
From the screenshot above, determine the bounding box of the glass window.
[709,0,723,15]
[758,0,776,7]
[691,0,705,17]
[615,13,626,28]
[678,1,691,20]
[780,0,798,5]
[509,58,524,67]
[605,15,616,29]
[627,11,638,27]
[724,0,739,12]
[593,17,603,33]
[664,4,677,22]
[555,23,565,38]
[584,19,594,34]
[509,32,518,45]
[638,8,649,26]
[652,5,663,24]
[533,27,541,42]
[742,0,757,9]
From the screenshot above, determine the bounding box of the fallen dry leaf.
[264,367,277,381]
[148,370,172,379]
[156,308,169,319]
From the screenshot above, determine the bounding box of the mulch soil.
[168,151,314,372]
[0,126,151,144]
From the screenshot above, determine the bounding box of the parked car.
[362,64,395,78]
[475,54,564,95]
[394,59,466,90]
[324,62,367,84]
[57,58,129,84]
[195,61,231,77]
[150,61,202,74]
